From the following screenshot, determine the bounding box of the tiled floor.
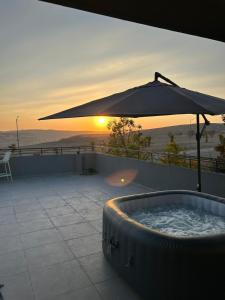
[0,173,153,300]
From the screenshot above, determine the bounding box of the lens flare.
[106,169,138,187]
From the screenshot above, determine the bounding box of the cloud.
[0,0,225,130]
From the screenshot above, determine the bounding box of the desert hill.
[19,123,225,158]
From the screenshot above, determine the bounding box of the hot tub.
[102,190,225,300]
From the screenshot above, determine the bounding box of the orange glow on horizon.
[0,112,222,132]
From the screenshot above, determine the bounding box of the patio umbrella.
[39,72,225,192]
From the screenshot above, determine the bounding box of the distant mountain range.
[1,124,225,157]
[0,129,106,148]
[142,123,225,157]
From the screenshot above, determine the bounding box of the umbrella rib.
[100,84,214,116]
[167,85,214,115]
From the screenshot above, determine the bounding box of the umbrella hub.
[154,72,179,87]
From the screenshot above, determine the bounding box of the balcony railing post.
[215,159,218,172]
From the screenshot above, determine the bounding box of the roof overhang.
[40,0,225,43]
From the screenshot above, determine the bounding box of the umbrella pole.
[196,114,201,192]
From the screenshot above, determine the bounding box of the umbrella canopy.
[39,73,225,193]
[40,74,225,120]
[40,0,225,43]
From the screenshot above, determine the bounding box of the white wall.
[9,152,225,197]
[95,153,225,197]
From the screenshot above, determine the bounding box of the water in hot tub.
[131,205,225,237]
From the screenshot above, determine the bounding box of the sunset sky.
[1,0,225,132]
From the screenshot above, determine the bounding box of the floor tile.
[21,228,62,249]
[19,218,53,234]
[55,286,102,300]
[50,213,84,227]
[0,206,14,217]
[58,222,97,240]
[79,252,116,284]
[95,277,141,300]
[16,210,48,222]
[72,200,100,212]
[45,206,75,217]
[0,272,35,300]
[78,207,103,221]
[30,260,92,300]
[39,196,66,209]
[0,223,20,238]
[14,202,42,214]
[25,242,74,268]
[86,191,110,202]
[0,173,153,300]
[67,233,102,258]
[89,219,103,233]
[0,199,13,208]
[12,196,37,205]
[0,213,17,225]
[0,235,23,255]
[0,250,27,277]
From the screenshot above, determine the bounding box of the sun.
[96,117,107,126]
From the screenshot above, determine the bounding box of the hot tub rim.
[104,189,225,242]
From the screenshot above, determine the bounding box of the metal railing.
[94,145,225,174]
[0,145,224,174]
[0,146,93,157]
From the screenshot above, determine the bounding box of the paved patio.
[0,173,153,300]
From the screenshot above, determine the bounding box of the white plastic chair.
[0,151,13,182]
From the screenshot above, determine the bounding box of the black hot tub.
[102,190,225,300]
